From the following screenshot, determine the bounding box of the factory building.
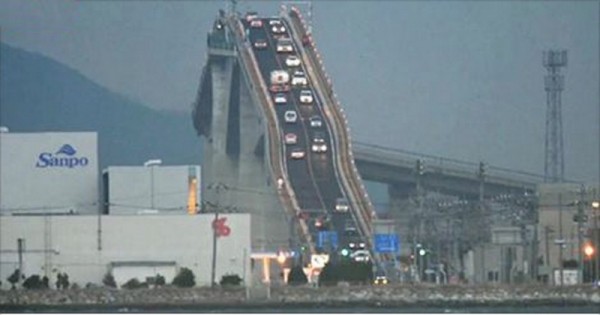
[0,131,99,215]
[103,163,201,215]
[0,130,251,288]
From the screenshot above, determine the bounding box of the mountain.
[0,42,202,170]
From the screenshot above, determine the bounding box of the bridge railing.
[353,142,544,189]
[284,7,379,260]
[225,15,315,254]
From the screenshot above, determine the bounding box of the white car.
[335,197,349,212]
[311,133,327,153]
[276,38,294,53]
[270,20,286,34]
[284,110,297,123]
[309,115,322,127]
[284,133,297,145]
[351,250,371,262]
[285,55,301,67]
[299,90,313,104]
[290,148,305,159]
[273,93,287,104]
[291,71,308,86]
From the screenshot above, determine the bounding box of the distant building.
[103,165,201,215]
[0,131,99,215]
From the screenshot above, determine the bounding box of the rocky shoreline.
[1,284,599,311]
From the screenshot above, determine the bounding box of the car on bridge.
[311,132,327,153]
[250,19,263,28]
[335,197,350,212]
[273,93,287,104]
[284,133,297,145]
[290,147,305,159]
[245,12,258,22]
[309,115,322,128]
[270,20,286,34]
[299,90,314,104]
[269,84,290,93]
[351,249,371,262]
[285,55,301,67]
[291,71,308,86]
[253,38,268,49]
[276,38,294,53]
[284,110,297,123]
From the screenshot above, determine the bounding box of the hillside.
[0,43,202,169]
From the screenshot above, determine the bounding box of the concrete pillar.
[388,183,414,256]
[236,65,289,252]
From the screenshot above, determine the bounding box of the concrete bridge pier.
[194,33,290,255]
[387,183,416,257]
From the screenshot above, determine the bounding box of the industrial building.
[0,131,99,215]
[0,130,252,288]
[102,163,201,215]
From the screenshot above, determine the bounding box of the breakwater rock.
[1,284,599,310]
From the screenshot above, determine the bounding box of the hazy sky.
[1,0,598,184]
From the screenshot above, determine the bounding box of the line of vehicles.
[244,13,372,268]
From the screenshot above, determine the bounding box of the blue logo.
[56,144,77,156]
[36,144,89,168]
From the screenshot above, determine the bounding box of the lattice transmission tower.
[543,50,567,183]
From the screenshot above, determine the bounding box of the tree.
[172,267,195,288]
[7,269,20,290]
[102,272,117,288]
[155,274,166,287]
[287,265,308,285]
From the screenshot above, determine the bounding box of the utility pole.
[558,193,564,286]
[415,159,424,282]
[209,182,228,288]
[576,185,585,283]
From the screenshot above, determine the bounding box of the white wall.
[0,132,99,215]
[0,214,250,288]
[106,165,201,215]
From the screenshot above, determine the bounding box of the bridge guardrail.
[226,15,315,254]
[353,142,542,189]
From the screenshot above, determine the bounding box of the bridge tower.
[542,50,567,183]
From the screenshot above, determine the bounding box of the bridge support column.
[388,183,415,257]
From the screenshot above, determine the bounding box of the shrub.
[122,278,147,290]
[7,269,20,289]
[172,267,195,288]
[287,265,308,285]
[155,274,166,286]
[318,263,338,286]
[220,274,242,286]
[22,275,45,290]
[102,272,117,288]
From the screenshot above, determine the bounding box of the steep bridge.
[191,7,541,271]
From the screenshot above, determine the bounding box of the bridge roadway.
[243,17,358,250]
[353,142,540,199]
